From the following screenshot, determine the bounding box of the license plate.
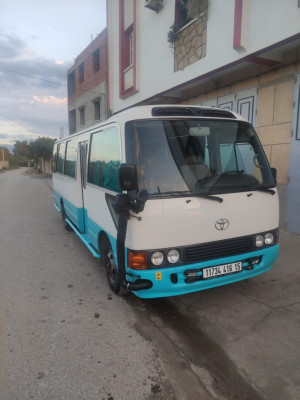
[202,261,242,279]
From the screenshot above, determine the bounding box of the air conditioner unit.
[145,0,163,13]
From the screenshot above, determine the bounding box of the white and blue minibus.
[52,105,280,298]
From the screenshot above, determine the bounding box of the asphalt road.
[0,168,179,400]
[2,168,296,400]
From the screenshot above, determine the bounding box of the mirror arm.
[112,191,150,292]
[111,163,150,291]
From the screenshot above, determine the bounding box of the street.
[0,168,299,400]
[0,169,176,400]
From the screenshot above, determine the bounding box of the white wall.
[108,0,300,113]
[245,0,300,53]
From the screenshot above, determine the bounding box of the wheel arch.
[98,230,110,252]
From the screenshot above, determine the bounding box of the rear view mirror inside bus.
[189,127,210,136]
[119,163,138,191]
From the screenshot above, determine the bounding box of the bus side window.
[52,143,58,173]
[65,140,77,178]
[88,127,121,192]
[57,142,66,174]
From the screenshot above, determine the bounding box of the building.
[0,147,9,169]
[106,0,300,234]
[67,28,108,134]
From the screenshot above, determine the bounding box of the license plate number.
[202,262,242,279]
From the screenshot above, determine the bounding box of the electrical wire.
[0,65,105,96]
[0,111,43,137]
[0,64,106,138]
[0,65,65,88]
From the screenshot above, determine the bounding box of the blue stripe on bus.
[53,192,117,256]
[87,216,101,249]
[53,190,84,232]
[65,217,100,258]
[53,190,61,209]
[63,197,80,228]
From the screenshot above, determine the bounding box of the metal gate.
[286,75,300,234]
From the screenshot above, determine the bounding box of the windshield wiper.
[252,187,276,195]
[192,192,224,203]
[150,190,223,203]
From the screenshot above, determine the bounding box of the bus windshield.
[125,119,275,196]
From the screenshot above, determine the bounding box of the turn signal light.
[128,251,148,270]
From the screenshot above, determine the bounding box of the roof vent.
[145,0,163,13]
[152,106,237,119]
[152,107,193,116]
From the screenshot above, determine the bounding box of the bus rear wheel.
[61,202,72,231]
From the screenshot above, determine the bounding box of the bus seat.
[180,163,210,189]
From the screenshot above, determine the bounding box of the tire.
[61,202,72,231]
[101,238,128,296]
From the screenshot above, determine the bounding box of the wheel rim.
[106,249,118,287]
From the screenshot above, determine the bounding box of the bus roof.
[57,105,249,142]
[112,105,247,123]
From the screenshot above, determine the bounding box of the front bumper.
[126,244,280,298]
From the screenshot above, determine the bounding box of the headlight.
[167,249,180,264]
[151,251,164,266]
[255,235,264,247]
[265,232,274,245]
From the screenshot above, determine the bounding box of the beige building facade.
[186,59,300,229]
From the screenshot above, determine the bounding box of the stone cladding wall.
[174,16,207,72]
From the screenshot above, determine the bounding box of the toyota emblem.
[215,218,229,230]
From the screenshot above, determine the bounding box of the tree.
[28,137,56,162]
[13,140,29,157]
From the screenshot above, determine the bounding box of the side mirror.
[118,163,138,191]
[270,167,277,184]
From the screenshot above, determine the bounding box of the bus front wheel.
[101,239,127,296]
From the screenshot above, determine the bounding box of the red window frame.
[119,0,137,97]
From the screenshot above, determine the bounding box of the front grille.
[184,235,254,264]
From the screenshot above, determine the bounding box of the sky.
[0,0,107,151]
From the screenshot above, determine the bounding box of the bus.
[52,105,280,298]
